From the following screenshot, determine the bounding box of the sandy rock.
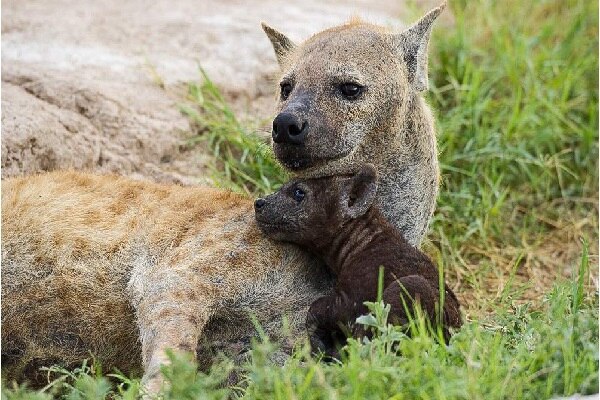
[2,81,100,176]
[2,63,205,184]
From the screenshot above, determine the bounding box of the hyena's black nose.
[254,198,266,210]
[272,113,308,145]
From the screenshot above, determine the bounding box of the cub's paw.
[308,328,345,361]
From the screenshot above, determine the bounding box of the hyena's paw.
[307,325,345,361]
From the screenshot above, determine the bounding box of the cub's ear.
[392,2,446,92]
[340,164,378,219]
[261,22,296,67]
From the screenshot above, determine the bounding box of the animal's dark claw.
[308,328,343,361]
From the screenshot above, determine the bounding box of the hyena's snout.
[254,197,266,211]
[272,112,308,145]
[254,196,271,222]
[254,192,287,233]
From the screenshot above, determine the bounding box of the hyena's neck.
[369,94,439,247]
[295,95,439,248]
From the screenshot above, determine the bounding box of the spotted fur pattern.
[1,171,331,391]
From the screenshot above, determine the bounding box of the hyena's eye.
[293,188,305,202]
[339,83,364,100]
[280,82,293,100]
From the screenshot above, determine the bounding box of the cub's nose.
[272,113,308,145]
[254,198,266,211]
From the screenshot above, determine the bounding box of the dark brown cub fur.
[254,164,462,356]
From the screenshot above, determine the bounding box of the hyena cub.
[254,164,462,355]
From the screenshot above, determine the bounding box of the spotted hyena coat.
[1,3,446,394]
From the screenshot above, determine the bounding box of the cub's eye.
[339,83,364,100]
[280,82,293,100]
[293,188,305,202]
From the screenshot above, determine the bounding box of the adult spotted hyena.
[264,2,445,246]
[1,3,446,394]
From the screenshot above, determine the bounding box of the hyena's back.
[1,171,328,385]
[2,171,161,382]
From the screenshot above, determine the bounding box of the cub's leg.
[306,293,364,358]
[383,275,460,341]
[383,275,439,326]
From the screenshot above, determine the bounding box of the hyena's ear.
[261,22,296,67]
[393,2,446,92]
[341,164,378,219]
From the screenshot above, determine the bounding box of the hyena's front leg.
[137,303,214,394]
[129,260,218,394]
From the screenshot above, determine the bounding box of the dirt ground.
[1,0,443,184]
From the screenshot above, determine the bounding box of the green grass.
[180,70,287,196]
[3,0,598,398]
[3,253,597,399]
[426,0,598,312]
